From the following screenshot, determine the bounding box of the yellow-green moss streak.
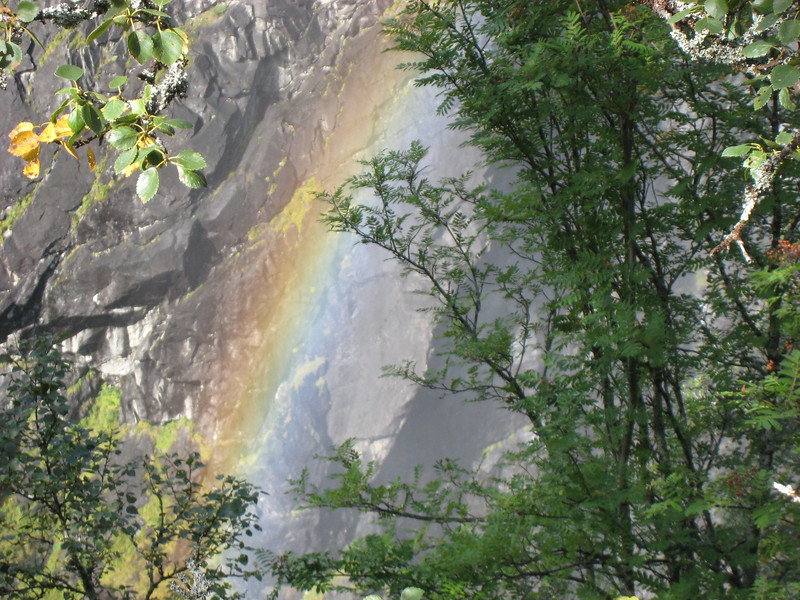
[186,3,228,36]
[270,178,323,235]
[0,190,35,245]
[80,383,121,432]
[72,155,112,226]
[39,29,72,65]
[66,369,97,397]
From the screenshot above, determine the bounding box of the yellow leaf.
[39,123,57,143]
[8,130,40,160]
[23,155,40,179]
[39,116,72,143]
[87,147,96,171]
[121,162,138,177]
[9,121,35,139]
[137,136,156,149]
[54,115,72,138]
[58,140,79,161]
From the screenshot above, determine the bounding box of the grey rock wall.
[0,0,393,431]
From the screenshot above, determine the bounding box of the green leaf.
[21,24,44,50]
[721,144,753,157]
[136,167,159,202]
[107,126,138,150]
[779,87,797,110]
[694,17,724,34]
[102,98,127,120]
[704,0,728,21]
[155,123,175,136]
[400,588,424,600]
[109,75,128,90]
[754,13,780,33]
[54,64,83,81]
[138,8,170,18]
[174,150,206,171]
[668,6,697,23]
[67,109,84,134]
[86,19,113,45]
[776,131,795,145]
[90,91,109,104]
[753,501,783,529]
[0,41,23,69]
[114,147,138,174]
[165,119,192,129]
[127,30,153,64]
[177,166,207,189]
[684,498,709,516]
[774,0,793,14]
[770,64,800,89]
[55,86,79,100]
[128,98,147,117]
[171,27,189,45]
[10,41,22,64]
[16,1,40,23]
[779,20,800,44]
[152,30,184,65]
[67,130,80,150]
[50,98,71,122]
[81,104,105,136]
[755,13,780,32]
[754,85,773,110]
[742,42,773,58]
[113,115,139,125]
[0,43,11,70]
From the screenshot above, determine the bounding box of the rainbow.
[204,5,490,504]
[206,15,423,476]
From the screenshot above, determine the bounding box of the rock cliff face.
[6,5,775,596]
[0,0,395,430]
[0,0,526,568]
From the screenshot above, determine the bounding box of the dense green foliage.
[0,338,260,600]
[261,1,800,599]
